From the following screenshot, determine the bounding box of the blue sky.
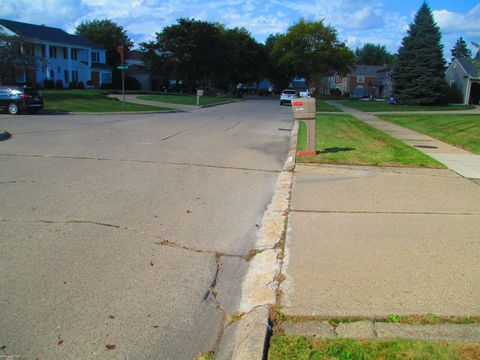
[1,0,479,58]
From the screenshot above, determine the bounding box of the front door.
[91,71,99,88]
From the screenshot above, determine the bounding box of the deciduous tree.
[0,30,36,85]
[270,19,354,89]
[75,19,133,66]
[354,43,395,65]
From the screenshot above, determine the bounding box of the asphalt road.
[0,98,292,359]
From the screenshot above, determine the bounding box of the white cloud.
[433,4,480,36]
[0,0,476,56]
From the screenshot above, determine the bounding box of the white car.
[298,89,311,97]
[280,89,297,105]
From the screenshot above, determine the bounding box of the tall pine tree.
[451,37,471,62]
[392,3,447,105]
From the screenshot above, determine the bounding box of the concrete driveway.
[0,99,292,359]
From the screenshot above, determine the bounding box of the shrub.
[43,79,54,89]
[343,91,350,97]
[55,80,63,89]
[446,83,464,104]
[77,81,85,89]
[100,83,112,90]
[69,81,77,89]
[86,80,94,86]
[330,87,342,96]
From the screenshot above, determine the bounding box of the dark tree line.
[138,18,355,94]
[139,19,265,92]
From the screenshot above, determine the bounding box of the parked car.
[0,86,44,115]
[297,88,311,97]
[280,89,297,105]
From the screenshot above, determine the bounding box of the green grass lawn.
[41,89,172,112]
[268,336,480,360]
[297,114,443,168]
[339,99,474,112]
[137,94,236,106]
[316,101,342,112]
[379,114,480,154]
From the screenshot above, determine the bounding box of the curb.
[199,100,240,108]
[216,117,298,359]
[283,120,299,171]
[282,320,480,342]
[40,109,183,115]
[0,131,12,141]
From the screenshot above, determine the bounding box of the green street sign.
[117,65,128,70]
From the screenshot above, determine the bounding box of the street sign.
[197,90,204,96]
[117,65,128,70]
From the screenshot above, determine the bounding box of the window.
[71,70,78,82]
[15,70,26,83]
[31,44,36,56]
[91,51,99,63]
[49,69,55,80]
[41,44,46,58]
[357,76,365,83]
[71,48,78,60]
[49,46,57,58]
[63,47,68,59]
[101,72,112,84]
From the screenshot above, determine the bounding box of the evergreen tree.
[392,3,447,105]
[451,37,471,62]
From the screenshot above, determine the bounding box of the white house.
[0,19,112,88]
[446,57,480,105]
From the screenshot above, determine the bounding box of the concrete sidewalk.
[281,164,480,319]
[108,94,198,112]
[330,101,480,180]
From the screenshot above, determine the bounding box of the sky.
[1,0,479,58]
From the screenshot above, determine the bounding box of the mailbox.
[291,97,317,155]
[292,97,316,120]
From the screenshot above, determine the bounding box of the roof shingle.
[0,19,103,50]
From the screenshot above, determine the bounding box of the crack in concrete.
[290,209,480,216]
[0,153,279,174]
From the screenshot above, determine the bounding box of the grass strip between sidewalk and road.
[316,101,342,112]
[268,336,480,360]
[42,90,173,112]
[297,114,444,168]
[379,114,480,155]
[337,99,474,112]
[137,94,236,106]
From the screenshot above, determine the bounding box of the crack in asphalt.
[0,218,254,260]
[154,240,246,259]
[161,129,186,141]
[290,209,480,216]
[224,120,244,132]
[0,153,280,173]
[0,180,35,184]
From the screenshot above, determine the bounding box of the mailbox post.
[197,89,204,106]
[292,97,316,155]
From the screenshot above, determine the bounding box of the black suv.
[0,86,43,115]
